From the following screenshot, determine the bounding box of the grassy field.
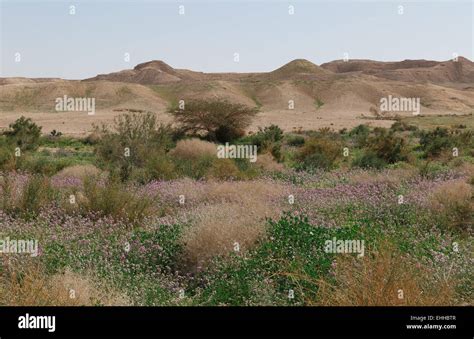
[0,110,472,306]
[400,114,474,130]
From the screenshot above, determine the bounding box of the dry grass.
[169,138,216,161]
[182,201,271,268]
[208,158,241,180]
[454,162,474,178]
[315,243,456,306]
[53,164,102,180]
[166,178,287,206]
[429,180,473,231]
[0,259,129,306]
[254,152,285,172]
[205,179,286,204]
[181,180,286,267]
[0,174,22,211]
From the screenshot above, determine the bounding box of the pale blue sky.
[1,0,472,79]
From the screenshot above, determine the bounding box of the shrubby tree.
[167,99,259,143]
[94,112,176,181]
[365,128,407,164]
[419,127,452,158]
[240,124,284,161]
[4,116,42,151]
[418,127,473,158]
[349,124,370,148]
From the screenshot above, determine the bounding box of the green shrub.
[417,161,450,179]
[172,154,215,180]
[286,135,305,147]
[352,151,386,169]
[208,158,241,180]
[4,116,42,151]
[143,151,176,181]
[18,155,73,176]
[94,112,175,180]
[241,125,284,161]
[0,138,17,171]
[349,124,370,147]
[314,98,324,109]
[296,136,342,170]
[417,127,472,159]
[365,128,408,164]
[390,121,418,132]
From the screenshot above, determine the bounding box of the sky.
[0,0,473,79]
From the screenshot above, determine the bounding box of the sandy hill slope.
[321,57,474,84]
[1,58,473,135]
[0,78,64,85]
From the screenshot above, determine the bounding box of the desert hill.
[262,59,332,80]
[321,57,474,84]
[1,57,473,135]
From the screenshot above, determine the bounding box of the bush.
[241,125,284,161]
[417,161,450,179]
[349,124,370,147]
[142,151,176,182]
[208,158,241,180]
[167,99,259,143]
[365,128,407,164]
[390,121,418,132]
[169,139,216,161]
[316,242,454,306]
[80,176,153,225]
[296,136,342,170]
[173,157,214,180]
[94,112,175,180]
[168,139,217,179]
[255,125,283,146]
[418,127,463,158]
[4,116,42,151]
[18,175,55,217]
[0,138,17,171]
[352,151,386,169]
[286,135,305,147]
[253,153,285,173]
[429,181,473,231]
